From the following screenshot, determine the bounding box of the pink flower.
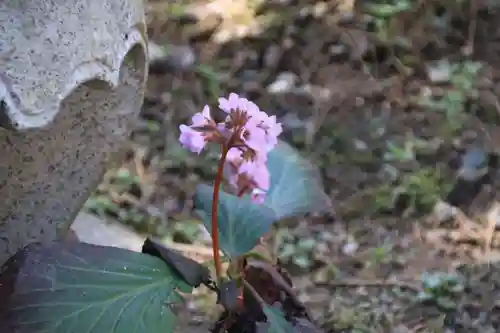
[261,115,283,150]
[191,105,212,127]
[219,93,279,158]
[223,147,270,201]
[218,93,238,113]
[179,93,282,203]
[247,111,283,152]
[179,125,206,154]
[178,106,214,154]
[239,161,270,191]
[239,98,260,116]
[241,125,267,159]
[223,148,243,187]
[226,147,243,162]
[219,93,261,118]
[219,93,243,114]
[222,158,270,201]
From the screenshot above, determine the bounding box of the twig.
[162,241,215,261]
[463,0,478,56]
[484,202,500,254]
[108,190,142,207]
[245,260,315,320]
[242,279,267,308]
[134,152,146,185]
[245,260,297,298]
[316,279,421,293]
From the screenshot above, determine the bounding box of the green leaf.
[217,279,240,311]
[194,184,277,257]
[436,297,457,310]
[0,241,192,333]
[141,237,211,288]
[257,306,296,333]
[264,141,331,219]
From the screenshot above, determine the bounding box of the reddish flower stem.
[212,145,229,283]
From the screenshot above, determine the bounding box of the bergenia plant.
[0,93,331,333]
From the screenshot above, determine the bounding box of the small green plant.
[84,168,162,234]
[331,307,367,331]
[383,140,416,163]
[275,230,318,270]
[419,60,483,133]
[363,0,412,43]
[366,244,393,268]
[417,272,464,311]
[373,135,450,216]
[397,168,447,211]
[373,167,446,216]
[195,64,223,103]
[1,93,331,333]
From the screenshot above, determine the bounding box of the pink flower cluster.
[179,93,282,203]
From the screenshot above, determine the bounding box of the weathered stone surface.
[0,0,147,130]
[0,0,148,264]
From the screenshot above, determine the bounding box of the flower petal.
[191,105,212,126]
[179,125,206,154]
[219,92,241,113]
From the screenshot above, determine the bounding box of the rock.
[340,29,369,61]
[337,12,356,25]
[312,2,328,17]
[71,212,145,252]
[264,44,282,68]
[329,44,348,57]
[342,237,359,255]
[426,60,452,83]
[148,43,196,74]
[297,84,332,102]
[267,72,298,94]
[457,146,489,182]
[432,200,457,223]
[148,42,167,62]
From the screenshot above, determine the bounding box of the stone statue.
[0,0,148,264]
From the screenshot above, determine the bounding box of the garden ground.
[85,1,500,332]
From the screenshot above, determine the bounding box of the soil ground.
[86,1,500,332]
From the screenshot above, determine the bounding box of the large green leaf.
[0,241,192,333]
[194,184,277,257]
[264,141,332,219]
